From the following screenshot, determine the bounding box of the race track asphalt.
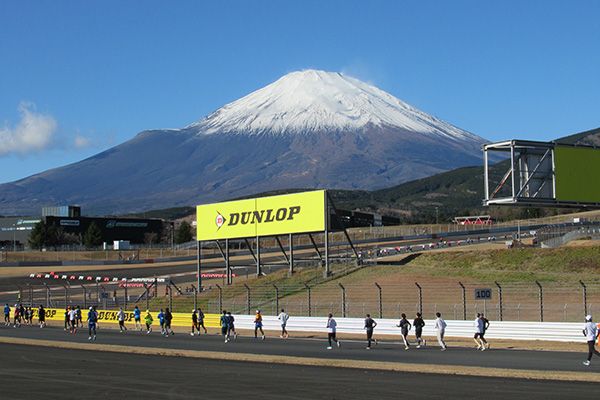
[1,323,599,399]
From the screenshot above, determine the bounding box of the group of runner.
[4,303,44,328]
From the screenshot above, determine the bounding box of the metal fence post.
[215,284,222,313]
[193,285,198,312]
[375,283,382,319]
[339,283,346,318]
[459,282,466,320]
[305,284,311,317]
[43,282,49,308]
[273,284,279,314]
[415,282,422,315]
[124,278,128,311]
[495,281,503,321]
[244,284,251,315]
[580,280,587,318]
[535,280,543,322]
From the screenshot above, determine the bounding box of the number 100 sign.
[475,288,492,300]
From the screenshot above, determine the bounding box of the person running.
[144,310,153,333]
[364,313,378,349]
[133,306,142,331]
[197,308,207,334]
[63,307,70,330]
[326,313,340,349]
[278,309,289,338]
[68,305,77,333]
[164,308,174,336]
[13,304,22,328]
[38,305,46,328]
[397,313,411,350]
[480,313,490,349]
[3,304,9,326]
[220,310,230,342]
[87,306,98,340]
[227,312,237,339]
[474,313,486,351]
[191,310,199,336]
[583,315,600,366]
[434,312,447,350]
[25,307,33,325]
[117,308,127,332]
[158,309,165,335]
[254,310,265,340]
[76,306,82,328]
[413,312,426,348]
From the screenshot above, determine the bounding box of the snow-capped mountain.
[0,70,491,216]
[191,70,479,142]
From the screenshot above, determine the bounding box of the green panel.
[555,146,600,202]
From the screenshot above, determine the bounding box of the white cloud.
[0,101,58,156]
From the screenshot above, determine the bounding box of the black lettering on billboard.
[288,206,300,220]
[264,209,275,222]
[251,210,264,224]
[229,213,239,226]
[275,208,287,221]
[240,212,250,224]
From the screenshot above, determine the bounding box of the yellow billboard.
[196,190,326,240]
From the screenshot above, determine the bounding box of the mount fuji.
[0,70,492,216]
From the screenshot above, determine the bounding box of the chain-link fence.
[200,280,600,323]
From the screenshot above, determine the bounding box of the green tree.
[174,220,193,244]
[84,221,102,249]
[27,220,47,250]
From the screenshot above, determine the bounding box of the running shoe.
[366,347,371,350]
[405,346,409,350]
[584,360,591,366]
[262,335,265,340]
[88,336,92,340]
[485,343,490,349]
[327,346,333,350]
[337,341,341,348]
[416,345,421,349]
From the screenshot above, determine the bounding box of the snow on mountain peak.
[190,69,480,142]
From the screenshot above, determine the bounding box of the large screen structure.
[483,140,600,208]
[196,190,326,241]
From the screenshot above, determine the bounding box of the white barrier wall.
[229,315,588,343]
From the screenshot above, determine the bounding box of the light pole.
[13,223,16,252]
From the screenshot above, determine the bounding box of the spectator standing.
[117,308,127,332]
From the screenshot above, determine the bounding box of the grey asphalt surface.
[1,322,599,399]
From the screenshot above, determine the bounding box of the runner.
[278,308,289,338]
[87,306,98,340]
[197,308,207,334]
[227,312,237,339]
[473,313,486,351]
[38,305,46,328]
[117,307,127,332]
[157,309,165,335]
[480,312,490,349]
[434,312,447,350]
[68,305,77,333]
[254,310,265,340]
[583,315,600,365]
[144,310,153,333]
[413,312,426,348]
[220,310,229,342]
[13,304,21,328]
[191,310,199,336]
[326,313,340,349]
[164,308,174,336]
[364,313,378,349]
[3,304,9,326]
[76,306,82,328]
[133,306,142,331]
[397,313,411,350]
[63,307,69,330]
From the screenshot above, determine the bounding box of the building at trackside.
[0,206,165,250]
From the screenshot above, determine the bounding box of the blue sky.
[1,1,599,184]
